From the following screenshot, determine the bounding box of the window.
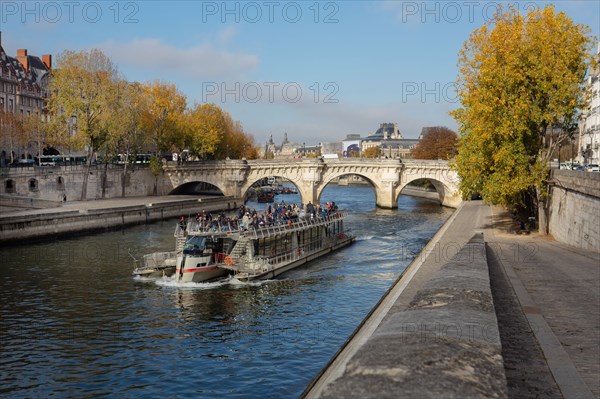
[5,179,15,194]
[28,178,38,192]
[57,176,65,190]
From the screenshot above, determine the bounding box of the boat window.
[184,236,206,251]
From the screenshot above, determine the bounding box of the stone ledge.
[316,233,508,398]
[551,169,600,199]
[321,335,506,399]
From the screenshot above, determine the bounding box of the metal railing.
[174,210,348,240]
[133,251,177,270]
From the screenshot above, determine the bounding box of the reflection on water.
[0,186,453,398]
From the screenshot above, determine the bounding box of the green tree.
[451,5,596,231]
[46,49,120,200]
[411,127,457,160]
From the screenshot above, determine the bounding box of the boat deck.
[175,211,348,240]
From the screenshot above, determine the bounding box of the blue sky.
[2,1,599,145]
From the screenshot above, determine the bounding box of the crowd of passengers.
[178,200,339,232]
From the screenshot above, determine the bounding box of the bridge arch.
[396,178,450,206]
[242,175,301,202]
[169,181,225,196]
[317,172,380,206]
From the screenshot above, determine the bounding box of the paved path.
[0,195,209,219]
[487,207,599,399]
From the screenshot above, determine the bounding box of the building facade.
[0,33,52,164]
[361,123,419,159]
[0,36,51,119]
[263,133,303,158]
[578,44,600,166]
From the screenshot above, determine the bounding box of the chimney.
[42,54,52,70]
[16,49,28,72]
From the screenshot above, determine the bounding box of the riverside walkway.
[305,201,599,398]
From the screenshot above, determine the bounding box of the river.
[0,185,454,398]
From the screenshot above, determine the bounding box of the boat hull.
[175,255,228,283]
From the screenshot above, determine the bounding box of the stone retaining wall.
[0,194,62,209]
[549,170,600,251]
[0,164,173,202]
[317,234,508,398]
[0,197,238,244]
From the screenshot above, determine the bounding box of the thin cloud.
[99,37,259,79]
[218,26,237,43]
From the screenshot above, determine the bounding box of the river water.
[0,185,453,398]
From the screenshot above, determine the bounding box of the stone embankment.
[307,232,507,398]
[0,196,239,244]
[399,186,440,202]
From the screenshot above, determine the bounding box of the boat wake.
[155,276,228,289]
[356,235,374,241]
[154,275,274,289]
[229,277,274,287]
[133,275,161,282]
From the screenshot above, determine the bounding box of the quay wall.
[548,170,600,251]
[1,164,173,203]
[400,186,440,202]
[0,196,239,244]
[0,194,63,209]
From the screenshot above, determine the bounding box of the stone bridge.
[163,158,461,208]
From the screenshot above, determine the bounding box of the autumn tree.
[0,109,25,164]
[411,127,457,160]
[138,80,186,194]
[101,81,147,197]
[185,103,224,161]
[362,146,381,158]
[46,49,120,200]
[139,80,187,155]
[221,113,260,160]
[451,5,596,231]
[22,113,49,165]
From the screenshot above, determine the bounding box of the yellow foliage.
[451,4,596,207]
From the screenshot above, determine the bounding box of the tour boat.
[173,209,354,283]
